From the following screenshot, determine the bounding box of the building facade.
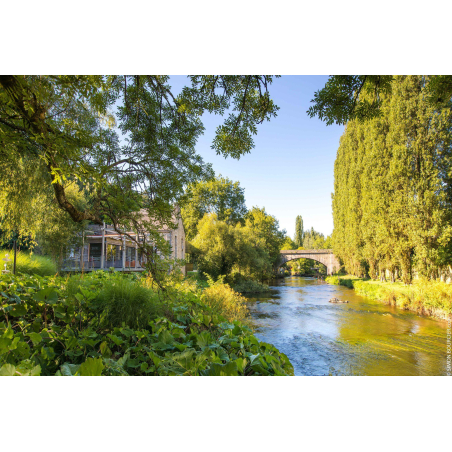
[63,208,186,275]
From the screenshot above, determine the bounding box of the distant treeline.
[332,76,452,283]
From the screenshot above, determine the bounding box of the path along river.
[246,276,449,376]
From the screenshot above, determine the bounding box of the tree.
[331,76,452,282]
[34,184,89,269]
[307,75,452,126]
[191,213,273,283]
[281,237,297,250]
[243,207,286,270]
[0,75,279,280]
[294,215,303,248]
[191,214,238,280]
[181,175,247,240]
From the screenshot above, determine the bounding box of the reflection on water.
[246,276,448,376]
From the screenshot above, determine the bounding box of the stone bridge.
[278,249,340,275]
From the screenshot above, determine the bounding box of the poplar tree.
[294,215,304,248]
[331,75,452,282]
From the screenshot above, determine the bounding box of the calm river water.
[246,276,449,376]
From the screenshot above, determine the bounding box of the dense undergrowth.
[232,280,270,294]
[0,272,293,376]
[187,272,271,295]
[325,275,452,319]
[0,250,57,277]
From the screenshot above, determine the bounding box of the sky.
[169,76,345,239]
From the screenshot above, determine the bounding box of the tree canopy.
[181,175,247,241]
[0,75,279,242]
[191,206,286,283]
[307,75,452,126]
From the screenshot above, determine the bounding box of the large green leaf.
[0,363,16,376]
[15,360,41,376]
[34,287,58,304]
[99,341,112,358]
[9,303,27,317]
[28,332,42,346]
[79,357,104,376]
[216,347,230,362]
[107,334,124,346]
[235,357,248,374]
[60,363,81,376]
[203,361,239,376]
[196,331,212,349]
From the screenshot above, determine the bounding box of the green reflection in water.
[246,276,448,376]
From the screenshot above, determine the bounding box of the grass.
[325,274,452,319]
[0,250,57,277]
[93,276,164,330]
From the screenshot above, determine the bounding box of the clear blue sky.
[169,76,344,239]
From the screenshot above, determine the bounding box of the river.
[246,276,449,376]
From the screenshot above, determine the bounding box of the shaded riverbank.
[246,276,449,376]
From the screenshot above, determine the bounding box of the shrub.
[233,280,270,294]
[0,272,294,376]
[95,276,163,329]
[0,250,56,277]
[201,275,249,322]
[325,275,340,285]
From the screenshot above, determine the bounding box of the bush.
[94,276,163,330]
[0,250,56,276]
[201,275,249,322]
[0,272,294,376]
[233,280,270,294]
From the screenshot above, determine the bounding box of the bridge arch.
[278,249,340,276]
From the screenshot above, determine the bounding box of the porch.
[62,224,147,272]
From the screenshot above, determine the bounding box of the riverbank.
[0,272,294,376]
[325,275,452,320]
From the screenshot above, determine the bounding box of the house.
[63,207,186,275]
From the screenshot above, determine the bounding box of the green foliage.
[286,257,326,276]
[281,237,296,250]
[94,276,163,330]
[302,227,331,250]
[326,274,452,318]
[191,207,285,284]
[191,214,238,280]
[307,75,394,126]
[308,75,452,126]
[325,274,360,289]
[0,76,278,265]
[201,274,249,323]
[243,207,286,270]
[181,175,248,241]
[0,250,56,276]
[294,215,304,248]
[34,184,89,268]
[0,271,293,376]
[331,76,452,283]
[232,280,270,294]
